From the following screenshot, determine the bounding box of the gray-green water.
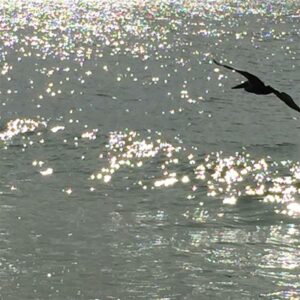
[0,1,300,299]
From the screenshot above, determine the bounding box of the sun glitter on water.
[88,130,300,218]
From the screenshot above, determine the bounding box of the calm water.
[0,1,300,299]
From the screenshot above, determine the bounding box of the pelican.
[213,59,300,113]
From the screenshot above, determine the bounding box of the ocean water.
[0,1,300,299]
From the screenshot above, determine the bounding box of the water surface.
[0,1,300,299]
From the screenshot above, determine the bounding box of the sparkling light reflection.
[91,132,300,218]
[0,1,299,299]
[0,118,46,141]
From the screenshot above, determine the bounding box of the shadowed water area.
[0,1,300,299]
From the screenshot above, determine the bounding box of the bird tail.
[232,82,247,89]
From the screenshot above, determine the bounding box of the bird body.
[213,59,300,113]
[232,81,274,95]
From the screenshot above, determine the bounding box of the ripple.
[0,118,46,141]
[88,130,300,218]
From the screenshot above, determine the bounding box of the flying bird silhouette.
[213,59,300,113]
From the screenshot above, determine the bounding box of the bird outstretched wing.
[213,59,266,87]
[272,90,300,113]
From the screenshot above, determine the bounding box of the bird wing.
[272,90,300,113]
[213,59,266,87]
